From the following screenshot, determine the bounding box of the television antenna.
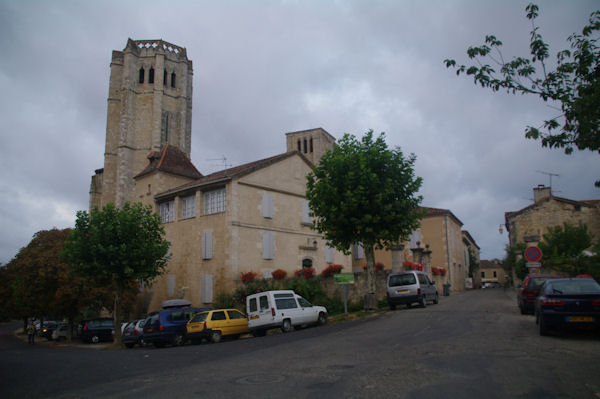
[536,170,560,191]
[206,155,232,170]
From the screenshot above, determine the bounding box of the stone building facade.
[505,185,600,251]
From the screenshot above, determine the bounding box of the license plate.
[566,316,593,322]
[250,315,259,320]
[397,289,408,294]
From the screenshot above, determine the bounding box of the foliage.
[539,222,599,280]
[284,277,325,303]
[363,262,385,272]
[233,278,280,305]
[403,261,424,271]
[271,269,287,280]
[306,130,424,297]
[445,4,600,186]
[503,243,528,280]
[63,202,170,344]
[213,292,236,309]
[440,268,447,276]
[294,267,315,279]
[321,264,344,277]
[468,248,480,278]
[432,267,441,276]
[240,271,258,284]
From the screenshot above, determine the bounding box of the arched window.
[302,258,313,269]
[148,67,155,84]
[171,72,176,88]
[138,67,145,84]
[297,139,301,152]
[303,138,307,153]
[310,138,313,153]
[163,70,167,86]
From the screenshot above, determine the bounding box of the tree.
[306,131,424,307]
[502,242,528,281]
[467,248,480,278]
[63,202,170,345]
[539,222,599,280]
[445,4,600,186]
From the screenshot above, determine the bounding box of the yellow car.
[186,309,249,343]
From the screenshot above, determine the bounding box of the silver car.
[386,270,439,309]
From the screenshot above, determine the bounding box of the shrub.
[214,292,236,309]
[294,267,315,279]
[272,269,287,280]
[234,279,279,305]
[402,261,423,271]
[432,267,440,275]
[321,264,343,277]
[285,277,324,302]
[241,271,258,284]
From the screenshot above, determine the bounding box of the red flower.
[295,267,315,279]
[241,271,258,284]
[321,264,343,277]
[272,269,287,280]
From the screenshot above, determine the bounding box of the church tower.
[90,39,193,209]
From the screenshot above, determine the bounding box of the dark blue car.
[143,307,211,347]
[535,278,600,336]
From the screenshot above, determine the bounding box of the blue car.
[535,277,600,336]
[143,307,211,347]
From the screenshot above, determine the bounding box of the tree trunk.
[364,245,377,310]
[113,282,123,345]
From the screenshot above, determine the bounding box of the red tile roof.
[134,145,202,180]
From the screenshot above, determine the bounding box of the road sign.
[526,262,541,268]
[524,246,543,262]
[333,273,355,284]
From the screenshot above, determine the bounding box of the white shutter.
[410,229,421,249]
[262,232,274,260]
[262,192,273,218]
[353,243,364,259]
[202,231,213,259]
[202,274,213,303]
[325,243,334,264]
[168,275,175,296]
[302,200,312,224]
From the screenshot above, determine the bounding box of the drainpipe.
[445,215,452,288]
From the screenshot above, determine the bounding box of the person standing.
[27,320,36,344]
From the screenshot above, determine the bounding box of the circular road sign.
[524,246,543,262]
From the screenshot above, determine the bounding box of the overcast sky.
[1,0,598,265]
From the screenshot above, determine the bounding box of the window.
[204,188,226,215]
[161,111,170,145]
[181,195,195,219]
[297,139,301,152]
[493,271,497,278]
[160,200,174,223]
[302,258,313,268]
[298,297,312,307]
[353,243,364,259]
[249,298,257,312]
[262,192,273,219]
[303,138,307,153]
[301,200,312,225]
[211,311,226,321]
[171,72,176,88]
[163,69,167,86]
[275,298,298,309]
[202,231,213,259]
[310,137,313,152]
[149,67,155,84]
[138,67,144,84]
[481,271,485,278]
[259,295,269,310]
[227,310,245,320]
[262,231,274,260]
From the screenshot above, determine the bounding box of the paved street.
[1,288,599,398]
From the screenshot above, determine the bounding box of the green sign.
[334,273,355,284]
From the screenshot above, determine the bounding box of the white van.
[246,290,328,336]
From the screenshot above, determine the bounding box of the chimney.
[533,184,551,203]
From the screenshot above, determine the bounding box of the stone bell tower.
[90,39,193,209]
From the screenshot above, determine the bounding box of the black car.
[535,278,600,336]
[80,318,114,343]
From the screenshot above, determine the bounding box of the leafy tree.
[502,242,528,281]
[445,3,600,186]
[539,222,599,279]
[63,202,170,345]
[467,248,480,278]
[306,131,424,307]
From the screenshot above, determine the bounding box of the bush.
[271,269,287,280]
[321,264,343,277]
[233,279,279,305]
[284,277,324,303]
[294,267,315,279]
[241,271,258,284]
[214,292,236,309]
[363,262,385,271]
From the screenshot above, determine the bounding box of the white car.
[246,290,328,336]
[51,323,69,340]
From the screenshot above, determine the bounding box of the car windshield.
[530,277,549,289]
[548,280,600,294]
[389,273,417,287]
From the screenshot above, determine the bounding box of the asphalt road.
[1,288,599,398]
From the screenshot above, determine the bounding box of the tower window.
[138,67,145,84]
[161,111,170,145]
[297,139,301,152]
[163,70,167,86]
[149,67,155,84]
[310,138,313,153]
[171,72,176,88]
[303,139,307,153]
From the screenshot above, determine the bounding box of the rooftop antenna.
[206,155,232,171]
[536,170,560,193]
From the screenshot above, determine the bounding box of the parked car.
[81,318,115,343]
[186,309,249,343]
[518,274,562,314]
[246,290,328,336]
[51,323,69,341]
[38,321,60,340]
[143,307,210,348]
[386,270,438,309]
[535,277,600,336]
[122,319,146,348]
[482,282,502,289]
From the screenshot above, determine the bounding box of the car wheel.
[281,319,292,333]
[317,312,327,326]
[389,303,396,310]
[91,335,100,344]
[173,332,185,346]
[420,296,427,308]
[252,329,266,337]
[125,342,134,348]
[519,304,526,315]
[433,293,439,304]
[211,331,222,343]
[538,314,549,336]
